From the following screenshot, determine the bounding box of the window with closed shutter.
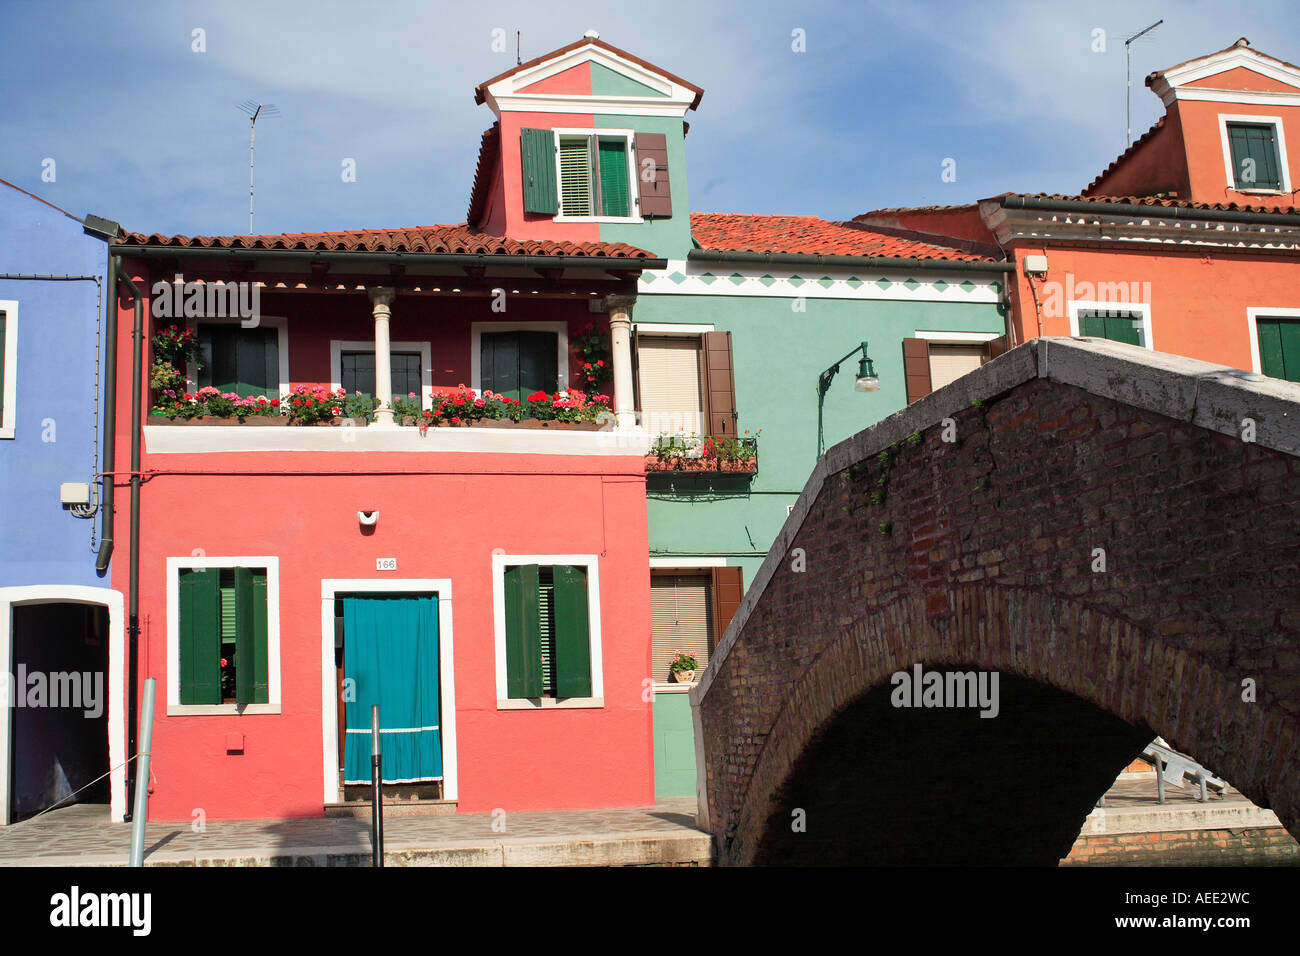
[927,344,986,390]
[179,565,268,706]
[555,132,637,218]
[559,136,594,216]
[1227,122,1283,191]
[1257,316,1300,382]
[503,563,592,699]
[1078,309,1144,346]
[481,330,558,400]
[341,350,422,399]
[637,335,705,435]
[198,324,279,397]
[651,573,713,682]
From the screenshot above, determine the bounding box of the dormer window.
[520,127,668,223]
[1220,116,1290,193]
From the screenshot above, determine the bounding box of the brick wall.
[1064,827,1300,866]
[699,370,1300,865]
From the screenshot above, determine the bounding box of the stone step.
[324,800,458,818]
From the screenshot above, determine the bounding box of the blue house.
[0,179,124,824]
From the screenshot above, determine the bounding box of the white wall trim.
[1217,113,1293,195]
[329,340,433,410]
[185,314,290,397]
[165,556,282,716]
[1068,300,1154,351]
[319,578,457,806]
[491,553,604,708]
[635,323,715,335]
[0,585,126,825]
[913,330,1002,343]
[469,321,570,395]
[0,300,17,439]
[552,128,644,223]
[1246,307,1300,374]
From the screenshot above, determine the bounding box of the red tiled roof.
[1003,192,1295,214]
[475,35,703,110]
[1083,117,1169,194]
[118,224,653,258]
[689,213,999,261]
[466,123,500,228]
[852,202,981,219]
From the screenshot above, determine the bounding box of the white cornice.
[1157,85,1300,108]
[1157,48,1300,91]
[487,92,694,118]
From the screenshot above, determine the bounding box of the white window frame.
[470,321,569,395]
[1246,307,1300,374]
[492,553,604,709]
[552,128,644,223]
[0,300,17,439]
[1218,114,1292,195]
[166,556,282,716]
[329,340,433,410]
[1068,300,1154,351]
[185,314,290,398]
[319,578,457,806]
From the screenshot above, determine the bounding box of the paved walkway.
[0,797,710,866]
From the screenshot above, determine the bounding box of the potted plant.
[670,650,699,683]
[573,322,612,390]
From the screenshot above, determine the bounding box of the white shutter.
[927,344,985,390]
[651,573,712,682]
[637,335,705,435]
[559,136,593,216]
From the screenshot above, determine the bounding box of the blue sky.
[2,0,1297,237]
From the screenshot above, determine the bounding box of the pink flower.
[220,658,228,667]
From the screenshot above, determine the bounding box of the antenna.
[516,30,521,66]
[238,100,280,234]
[1125,20,1163,147]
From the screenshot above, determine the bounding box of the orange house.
[858,38,1300,397]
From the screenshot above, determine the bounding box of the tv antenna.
[238,100,280,234]
[1125,20,1163,147]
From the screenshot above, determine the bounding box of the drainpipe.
[117,265,145,821]
[96,252,118,574]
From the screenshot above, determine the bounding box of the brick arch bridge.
[692,338,1300,865]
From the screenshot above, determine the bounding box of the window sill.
[555,215,645,224]
[167,703,281,716]
[1231,187,1287,195]
[653,682,693,694]
[0,429,13,440]
[496,697,604,710]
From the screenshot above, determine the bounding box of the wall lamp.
[817,341,880,458]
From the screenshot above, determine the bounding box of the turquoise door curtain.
[343,595,443,785]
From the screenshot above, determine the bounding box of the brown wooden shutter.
[702,331,737,435]
[902,338,932,404]
[633,132,672,218]
[711,566,744,643]
[982,335,1008,362]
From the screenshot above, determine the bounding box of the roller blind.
[651,573,712,682]
[637,335,704,435]
[927,344,985,391]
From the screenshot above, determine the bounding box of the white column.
[369,287,395,426]
[604,294,636,429]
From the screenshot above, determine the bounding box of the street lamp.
[817,341,879,458]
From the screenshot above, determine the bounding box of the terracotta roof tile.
[466,123,501,228]
[689,212,999,261]
[118,224,653,258]
[1006,192,1295,214]
[1083,117,1169,195]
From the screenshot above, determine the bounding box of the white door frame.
[0,585,126,825]
[320,579,457,806]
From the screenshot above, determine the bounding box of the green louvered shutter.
[1081,310,1142,346]
[559,137,593,216]
[232,567,270,705]
[1228,123,1282,190]
[505,564,543,698]
[518,330,558,395]
[521,128,558,215]
[179,567,221,705]
[552,565,592,698]
[1258,317,1300,382]
[251,570,269,703]
[598,138,630,217]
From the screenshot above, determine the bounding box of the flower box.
[148,415,287,426]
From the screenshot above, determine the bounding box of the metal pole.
[1156,759,1166,804]
[249,108,259,235]
[370,704,384,867]
[128,677,156,867]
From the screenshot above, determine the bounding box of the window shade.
[927,344,986,390]
[651,573,712,682]
[637,335,704,435]
[559,137,593,216]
